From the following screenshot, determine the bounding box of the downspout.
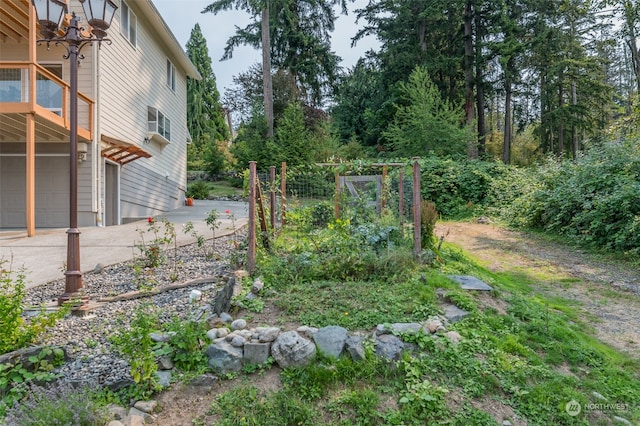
[94,43,104,226]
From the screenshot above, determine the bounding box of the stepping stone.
[448,275,493,291]
[442,304,470,323]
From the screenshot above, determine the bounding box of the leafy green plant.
[186,180,211,200]
[166,318,208,373]
[109,304,161,396]
[0,262,69,354]
[0,347,65,416]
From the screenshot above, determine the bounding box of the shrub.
[501,138,640,253]
[3,381,109,426]
[0,263,68,354]
[186,180,211,199]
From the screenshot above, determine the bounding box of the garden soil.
[153,221,640,425]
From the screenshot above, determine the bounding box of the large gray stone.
[313,326,348,359]
[271,331,316,368]
[442,304,470,323]
[345,335,366,362]
[374,334,405,361]
[206,340,244,373]
[244,342,271,365]
[258,327,281,343]
[448,275,493,291]
[155,371,172,388]
[212,277,236,315]
[387,323,423,335]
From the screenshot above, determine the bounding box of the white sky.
[152,0,380,93]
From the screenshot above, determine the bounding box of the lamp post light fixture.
[31,0,117,306]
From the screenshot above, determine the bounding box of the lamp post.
[31,0,117,306]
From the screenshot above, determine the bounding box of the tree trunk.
[571,81,578,159]
[464,0,477,159]
[557,77,564,158]
[624,1,640,94]
[475,6,486,156]
[503,69,512,164]
[262,3,274,138]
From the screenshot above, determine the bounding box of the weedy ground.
[154,218,640,426]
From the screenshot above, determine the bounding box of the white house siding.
[96,0,190,221]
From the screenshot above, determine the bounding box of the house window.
[120,1,137,46]
[166,59,176,91]
[37,64,63,115]
[148,106,171,142]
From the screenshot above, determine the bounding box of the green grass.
[208,179,244,198]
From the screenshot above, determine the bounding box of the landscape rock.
[445,331,462,343]
[189,289,202,303]
[388,323,423,335]
[157,356,174,370]
[219,312,233,323]
[155,371,172,388]
[128,407,154,424]
[93,263,104,274]
[448,275,494,291]
[271,331,316,368]
[190,373,217,386]
[374,334,405,361]
[613,416,632,425]
[345,335,366,362]
[442,304,470,323]
[149,332,174,343]
[313,326,348,359]
[134,400,158,414]
[212,277,235,315]
[230,335,246,347]
[217,327,230,338]
[251,277,265,294]
[107,421,125,426]
[107,404,127,421]
[231,318,247,330]
[206,341,244,373]
[244,342,271,365]
[297,325,318,338]
[206,329,218,341]
[425,319,444,333]
[258,327,281,343]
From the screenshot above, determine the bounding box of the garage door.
[0,156,69,228]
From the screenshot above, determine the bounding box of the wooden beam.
[26,113,35,236]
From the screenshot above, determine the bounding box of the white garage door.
[0,156,69,228]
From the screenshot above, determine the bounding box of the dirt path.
[436,221,640,357]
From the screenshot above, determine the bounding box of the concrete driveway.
[0,200,248,289]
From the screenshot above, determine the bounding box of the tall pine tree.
[185,23,230,173]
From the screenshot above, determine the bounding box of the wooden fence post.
[398,168,404,225]
[334,170,340,219]
[381,165,388,212]
[269,166,276,230]
[281,162,287,226]
[248,161,257,273]
[412,158,421,261]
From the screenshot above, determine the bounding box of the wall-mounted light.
[77,141,88,162]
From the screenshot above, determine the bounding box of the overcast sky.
[153,0,379,94]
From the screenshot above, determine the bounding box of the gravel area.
[22,233,245,389]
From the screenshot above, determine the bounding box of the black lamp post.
[31,0,117,306]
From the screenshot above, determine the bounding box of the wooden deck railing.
[0,61,94,140]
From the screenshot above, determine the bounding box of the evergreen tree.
[185,23,230,173]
